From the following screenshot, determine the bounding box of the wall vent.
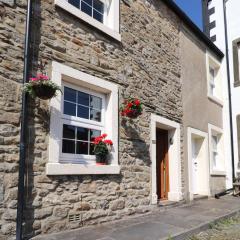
[68,213,81,222]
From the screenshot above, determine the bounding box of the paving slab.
[33,195,240,240]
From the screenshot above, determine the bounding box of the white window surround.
[208,124,226,176]
[55,0,121,41]
[206,52,223,106]
[61,83,105,163]
[150,114,183,204]
[187,127,210,201]
[47,61,120,175]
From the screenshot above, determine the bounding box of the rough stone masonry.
[0,0,183,239]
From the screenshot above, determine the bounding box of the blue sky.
[174,0,203,30]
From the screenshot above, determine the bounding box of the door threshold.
[193,195,208,201]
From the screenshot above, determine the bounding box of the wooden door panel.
[156,129,169,200]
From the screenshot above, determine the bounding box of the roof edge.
[161,0,224,58]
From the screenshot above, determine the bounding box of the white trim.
[47,62,119,175]
[46,163,120,175]
[150,114,182,204]
[206,52,223,105]
[55,0,121,41]
[208,124,226,176]
[187,127,210,201]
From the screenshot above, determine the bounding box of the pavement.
[33,195,240,240]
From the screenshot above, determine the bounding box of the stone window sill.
[208,95,223,107]
[46,163,120,175]
[55,0,121,42]
[210,170,226,176]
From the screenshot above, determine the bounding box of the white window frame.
[208,124,226,176]
[47,61,120,175]
[206,52,223,106]
[55,0,121,41]
[61,82,105,163]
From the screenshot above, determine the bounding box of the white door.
[192,138,198,194]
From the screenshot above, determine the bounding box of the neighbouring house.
[0,0,228,239]
[202,0,240,181]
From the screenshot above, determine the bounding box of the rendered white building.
[203,0,240,183]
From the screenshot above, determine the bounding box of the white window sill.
[46,163,120,175]
[55,0,121,42]
[210,170,226,176]
[208,95,224,107]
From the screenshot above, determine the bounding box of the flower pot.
[32,84,56,100]
[96,155,108,165]
[126,110,141,119]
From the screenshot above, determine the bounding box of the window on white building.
[206,53,223,105]
[233,39,240,87]
[208,124,225,175]
[55,0,121,41]
[47,62,120,175]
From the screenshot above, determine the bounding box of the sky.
[174,0,203,30]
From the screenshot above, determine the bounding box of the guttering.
[16,0,33,239]
[161,0,224,59]
[223,0,235,181]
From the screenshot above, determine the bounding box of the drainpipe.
[16,0,33,239]
[223,0,235,182]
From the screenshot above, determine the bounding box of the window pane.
[93,10,103,22]
[64,87,77,103]
[212,136,218,150]
[90,95,102,109]
[77,105,89,119]
[78,91,89,106]
[90,108,101,122]
[62,139,75,153]
[89,143,95,155]
[90,129,101,141]
[76,141,89,154]
[63,124,75,139]
[81,1,92,16]
[83,0,92,6]
[68,0,80,8]
[93,0,104,13]
[64,101,76,116]
[77,127,89,141]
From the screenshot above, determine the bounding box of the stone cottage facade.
[0,0,226,239]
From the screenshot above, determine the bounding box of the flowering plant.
[93,134,113,165]
[120,98,143,119]
[23,73,61,100]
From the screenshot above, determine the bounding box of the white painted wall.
[208,0,240,183]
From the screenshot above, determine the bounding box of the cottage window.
[55,0,121,41]
[233,39,240,87]
[206,53,223,106]
[68,0,104,23]
[61,85,104,163]
[47,62,120,175]
[208,124,225,175]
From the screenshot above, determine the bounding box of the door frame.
[187,127,210,200]
[151,114,182,204]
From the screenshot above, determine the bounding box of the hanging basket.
[120,98,143,119]
[32,84,57,100]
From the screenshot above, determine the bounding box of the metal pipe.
[16,0,33,239]
[223,0,235,182]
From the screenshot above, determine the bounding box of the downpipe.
[16,0,33,239]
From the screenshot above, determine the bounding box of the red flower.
[104,139,113,145]
[30,77,38,81]
[101,133,107,138]
[127,102,133,108]
[134,99,140,106]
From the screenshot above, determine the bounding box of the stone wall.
[0,0,26,239]
[0,0,183,239]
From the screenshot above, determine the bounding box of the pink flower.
[37,74,49,80]
[30,77,38,81]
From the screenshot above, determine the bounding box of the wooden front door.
[156,129,169,200]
